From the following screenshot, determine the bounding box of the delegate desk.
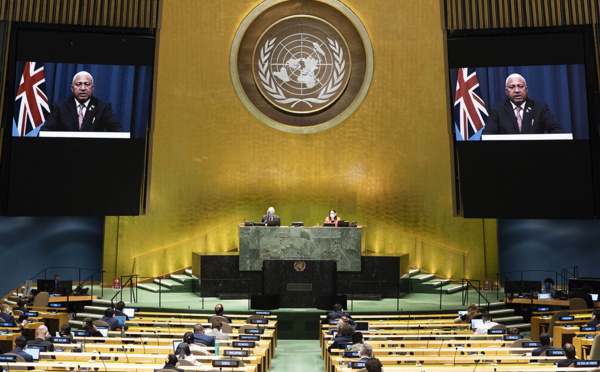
[238,226,363,271]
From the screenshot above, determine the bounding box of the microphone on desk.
[97,351,108,372]
[453,347,459,366]
[437,339,444,357]
[188,305,193,321]
[151,330,160,346]
[139,335,146,353]
[473,359,480,372]
[425,331,433,348]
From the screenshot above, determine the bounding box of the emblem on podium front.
[294,261,307,272]
[231,0,373,133]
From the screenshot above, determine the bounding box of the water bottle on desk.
[215,340,219,356]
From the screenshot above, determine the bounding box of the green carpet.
[270,340,322,372]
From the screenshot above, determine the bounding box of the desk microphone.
[167,322,171,335]
[425,331,433,348]
[437,339,444,356]
[97,351,108,372]
[139,336,146,353]
[151,330,160,346]
[453,347,458,366]
[122,347,130,363]
[473,359,480,372]
[188,305,192,320]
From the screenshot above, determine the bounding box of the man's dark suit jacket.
[532,344,560,356]
[193,332,215,347]
[260,215,280,225]
[99,316,128,331]
[0,312,16,326]
[27,337,55,352]
[556,358,578,367]
[9,347,34,363]
[42,96,122,132]
[113,309,130,321]
[482,98,563,135]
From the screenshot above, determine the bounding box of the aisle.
[270,339,322,372]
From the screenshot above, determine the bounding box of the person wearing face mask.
[324,209,341,226]
[542,277,556,298]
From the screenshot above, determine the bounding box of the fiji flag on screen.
[13,61,50,137]
[454,68,488,141]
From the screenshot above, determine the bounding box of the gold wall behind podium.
[103,0,498,283]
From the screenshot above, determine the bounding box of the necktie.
[78,104,85,129]
[515,106,522,132]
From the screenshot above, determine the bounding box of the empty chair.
[12,309,24,316]
[177,359,195,366]
[211,315,230,324]
[547,310,568,337]
[245,315,265,324]
[238,324,258,335]
[32,291,50,308]
[4,353,26,372]
[589,334,600,360]
[569,297,588,310]
[489,324,508,331]
[509,338,532,354]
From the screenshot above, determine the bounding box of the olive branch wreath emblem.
[258,37,346,108]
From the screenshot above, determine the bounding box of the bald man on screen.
[42,71,122,132]
[482,73,562,135]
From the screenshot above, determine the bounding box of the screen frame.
[446,26,600,219]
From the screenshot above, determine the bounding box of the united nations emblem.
[294,261,306,272]
[254,16,351,113]
[231,0,373,133]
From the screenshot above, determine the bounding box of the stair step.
[411,274,435,282]
[421,279,451,288]
[92,299,114,306]
[169,274,193,284]
[153,279,183,288]
[84,306,109,313]
[74,312,101,320]
[495,315,524,325]
[489,308,514,317]
[444,285,467,294]
[138,283,161,293]
[185,269,194,276]
[401,269,421,279]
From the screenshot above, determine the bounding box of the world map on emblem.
[253,16,351,113]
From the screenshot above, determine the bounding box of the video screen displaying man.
[482,73,562,135]
[12,61,152,138]
[41,71,122,132]
[450,65,588,141]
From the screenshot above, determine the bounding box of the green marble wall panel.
[239,226,362,271]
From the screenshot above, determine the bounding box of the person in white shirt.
[205,319,230,340]
[474,312,499,335]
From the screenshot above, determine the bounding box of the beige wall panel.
[103,0,498,282]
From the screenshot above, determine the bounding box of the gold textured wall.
[103,0,498,283]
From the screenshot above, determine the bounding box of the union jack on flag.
[454,68,488,141]
[14,62,50,137]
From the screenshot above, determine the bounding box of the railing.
[495,268,576,300]
[131,221,240,279]
[349,280,408,312]
[110,275,139,307]
[192,278,255,310]
[27,266,105,297]
[460,278,490,311]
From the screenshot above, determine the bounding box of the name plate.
[287,283,312,291]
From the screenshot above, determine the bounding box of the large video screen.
[0,26,155,216]
[447,27,600,219]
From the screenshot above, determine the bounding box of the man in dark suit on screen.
[41,71,122,132]
[482,73,563,135]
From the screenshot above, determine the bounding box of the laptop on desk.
[538,293,551,300]
[96,326,109,337]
